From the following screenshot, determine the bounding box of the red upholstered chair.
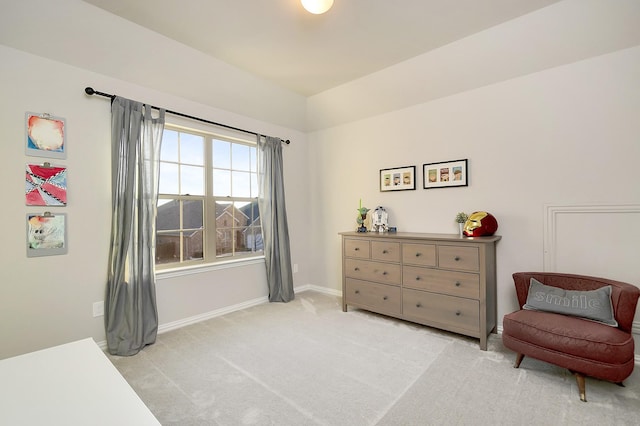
[502,272,640,402]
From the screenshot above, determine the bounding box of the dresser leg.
[479,335,487,351]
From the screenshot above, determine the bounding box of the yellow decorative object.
[463,211,498,237]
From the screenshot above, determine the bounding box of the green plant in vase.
[455,212,468,236]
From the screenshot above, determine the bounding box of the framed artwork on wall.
[423,159,468,189]
[380,166,416,191]
[25,163,67,206]
[26,212,68,257]
[25,112,66,159]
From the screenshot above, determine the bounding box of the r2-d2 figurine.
[371,206,389,233]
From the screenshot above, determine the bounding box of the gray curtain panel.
[105,97,165,356]
[257,136,295,302]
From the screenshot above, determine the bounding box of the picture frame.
[25,112,66,159]
[26,163,68,206]
[380,166,416,191]
[26,212,68,257]
[423,159,468,189]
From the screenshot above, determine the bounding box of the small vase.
[458,222,464,237]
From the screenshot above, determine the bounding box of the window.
[155,125,262,268]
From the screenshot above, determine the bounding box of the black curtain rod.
[84,87,290,144]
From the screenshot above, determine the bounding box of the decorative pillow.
[523,278,618,327]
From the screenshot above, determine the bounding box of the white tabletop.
[0,338,160,425]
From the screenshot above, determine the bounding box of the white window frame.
[155,124,263,272]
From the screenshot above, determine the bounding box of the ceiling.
[81,0,562,97]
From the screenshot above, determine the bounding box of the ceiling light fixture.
[301,0,334,15]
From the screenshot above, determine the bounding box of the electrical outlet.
[293,263,299,273]
[92,301,104,317]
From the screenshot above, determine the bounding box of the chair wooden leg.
[514,353,525,368]
[574,372,587,402]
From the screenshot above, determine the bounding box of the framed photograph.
[380,166,416,191]
[423,159,468,189]
[26,212,68,257]
[25,112,66,159]
[26,163,67,206]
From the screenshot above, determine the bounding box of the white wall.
[2,0,639,359]
[0,0,308,132]
[308,45,640,334]
[307,0,640,130]
[0,45,310,359]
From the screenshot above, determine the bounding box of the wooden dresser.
[340,231,501,350]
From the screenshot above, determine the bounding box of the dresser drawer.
[345,278,401,316]
[371,241,400,262]
[344,258,401,285]
[344,239,370,259]
[402,288,480,333]
[402,266,479,299]
[402,243,436,267]
[438,246,479,272]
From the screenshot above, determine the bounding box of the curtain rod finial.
[85,87,95,95]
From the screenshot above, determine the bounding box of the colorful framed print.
[26,163,67,206]
[26,212,68,257]
[423,159,468,189]
[25,112,66,159]
[380,166,416,192]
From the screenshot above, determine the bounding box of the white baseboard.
[158,295,269,335]
[95,294,270,351]
[97,285,340,350]
[295,284,342,297]
[98,286,640,364]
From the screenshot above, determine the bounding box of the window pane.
[180,133,204,165]
[183,199,204,229]
[235,227,252,253]
[232,171,251,197]
[232,143,251,171]
[156,199,180,230]
[247,227,263,252]
[250,173,258,198]
[250,146,257,172]
[181,165,204,195]
[161,130,179,162]
[159,163,179,194]
[156,233,180,264]
[213,169,231,196]
[240,200,259,226]
[212,139,230,169]
[215,201,232,257]
[184,229,203,261]
[215,200,232,226]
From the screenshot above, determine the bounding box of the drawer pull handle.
[416,303,422,308]
[455,281,461,287]
[454,256,460,261]
[455,311,461,316]
[355,290,360,294]
[382,271,388,275]
[415,253,421,257]
[354,247,360,251]
[415,276,421,281]
[382,250,388,254]
[383,296,388,300]
[354,267,360,271]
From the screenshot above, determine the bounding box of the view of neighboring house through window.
[156,125,262,267]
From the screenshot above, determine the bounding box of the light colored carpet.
[108,291,640,425]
